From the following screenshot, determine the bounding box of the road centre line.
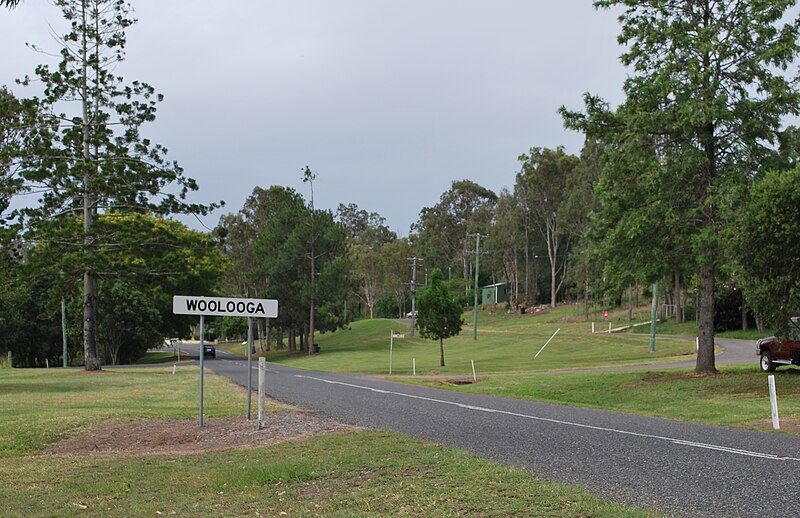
[294,374,800,462]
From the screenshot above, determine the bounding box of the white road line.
[294,374,800,462]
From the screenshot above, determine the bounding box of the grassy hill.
[263,305,697,376]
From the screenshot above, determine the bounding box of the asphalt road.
[201,351,800,518]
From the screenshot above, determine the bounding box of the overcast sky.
[1,1,627,236]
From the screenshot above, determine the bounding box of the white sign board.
[172,296,278,318]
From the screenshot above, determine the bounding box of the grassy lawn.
[0,430,660,518]
[401,364,800,434]
[0,367,661,517]
[0,366,245,458]
[264,310,697,376]
[627,319,770,340]
[135,350,183,364]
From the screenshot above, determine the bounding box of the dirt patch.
[441,377,484,386]
[42,411,360,457]
[744,417,800,434]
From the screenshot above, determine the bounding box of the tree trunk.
[439,337,445,367]
[583,275,589,321]
[756,316,766,334]
[628,285,633,322]
[264,318,271,352]
[696,260,717,374]
[674,273,683,324]
[80,3,100,372]
[742,306,748,332]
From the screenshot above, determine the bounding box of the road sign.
[172,296,278,318]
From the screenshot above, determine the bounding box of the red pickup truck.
[757,319,800,372]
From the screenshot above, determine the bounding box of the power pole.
[406,257,423,336]
[650,280,658,352]
[468,233,487,341]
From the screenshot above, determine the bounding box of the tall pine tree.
[563,0,800,374]
[9,0,216,370]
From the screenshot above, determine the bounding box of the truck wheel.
[760,351,776,373]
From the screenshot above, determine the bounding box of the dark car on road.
[203,344,216,358]
[757,318,800,372]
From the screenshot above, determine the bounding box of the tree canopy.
[562,0,800,373]
[416,268,464,367]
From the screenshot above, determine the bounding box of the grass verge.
[0,367,661,517]
[0,430,661,517]
[400,365,800,433]
[0,366,245,458]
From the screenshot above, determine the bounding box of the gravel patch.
[42,411,360,457]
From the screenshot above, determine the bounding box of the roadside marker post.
[258,357,267,430]
[172,296,278,428]
[390,330,404,374]
[413,358,416,376]
[769,375,780,430]
[471,360,476,382]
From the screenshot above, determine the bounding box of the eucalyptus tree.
[516,147,580,308]
[7,1,216,370]
[335,202,396,319]
[562,0,800,374]
[413,180,496,280]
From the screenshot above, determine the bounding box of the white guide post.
[258,357,267,430]
[768,375,780,430]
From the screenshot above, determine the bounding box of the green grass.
[0,367,661,517]
[626,319,771,340]
[0,431,660,517]
[401,364,800,433]
[0,366,245,458]
[264,311,697,376]
[135,350,182,364]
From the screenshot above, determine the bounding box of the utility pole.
[650,280,658,352]
[468,233,487,341]
[303,166,318,355]
[61,297,68,367]
[406,257,423,336]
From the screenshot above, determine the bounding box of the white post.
[389,330,393,375]
[534,328,561,359]
[413,358,416,376]
[258,357,267,430]
[592,322,595,334]
[768,375,780,430]
[696,337,699,351]
[471,360,476,382]
[608,322,612,333]
[172,364,176,375]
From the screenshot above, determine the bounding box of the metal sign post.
[247,317,253,420]
[199,315,205,427]
[173,296,278,428]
